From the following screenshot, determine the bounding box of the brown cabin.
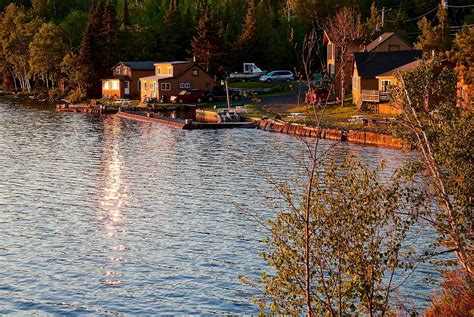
[324,31,412,97]
[140,61,214,102]
[101,61,156,99]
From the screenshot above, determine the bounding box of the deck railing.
[361,90,391,103]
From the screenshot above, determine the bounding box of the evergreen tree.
[100,0,119,72]
[79,1,103,97]
[415,6,451,57]
[119,0,130,29]
[236,0,257,64]
[161,0,185,60]
[191,4,222,75]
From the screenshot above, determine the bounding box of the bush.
[425,270,474,317]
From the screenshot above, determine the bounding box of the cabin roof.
[366,32,411,52]
[114,61,156,70]
[140,75,174,81]
[354,50,422,78]
[376,60,422,77]
[154,61,194,66]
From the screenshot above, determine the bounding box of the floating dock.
[56,104,118,114]
[116,111,256,130]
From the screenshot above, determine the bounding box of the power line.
[385,5,440,23]
[447,4,474,8]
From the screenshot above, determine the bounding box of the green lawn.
[282,104,398,133]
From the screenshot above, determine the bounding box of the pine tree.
[119,0,130,29]
[236,0,257,64]
[100,0,119,73]
[161,0,185,61]
[191,4,222,74]
[79,1,103,97]
[415,6,451,57]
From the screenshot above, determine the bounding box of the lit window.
[104,81,109,89]
[112,81,119,90]
[381,80,392,92]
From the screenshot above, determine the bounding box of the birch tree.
[392,60,473,273]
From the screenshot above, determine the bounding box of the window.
[104,81,109,89]
[157,67,161,75]
[327,43,333,59]
[111,81,119,90]
[168,67,172,75]
[388,45,400,51]
[328,64,335,76]
[161,83,171,91]
[381,80,392,92]
[179,82,191,89]
[144,82,147,90]
[192,69,199,76]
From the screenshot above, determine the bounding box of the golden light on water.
[99,117,129,286]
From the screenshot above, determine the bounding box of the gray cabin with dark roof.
[102,61,157,99]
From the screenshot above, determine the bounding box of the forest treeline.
[0,0,472,100]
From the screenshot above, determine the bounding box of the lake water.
[0,100,442,315]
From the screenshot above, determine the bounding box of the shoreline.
[257,119,406,149]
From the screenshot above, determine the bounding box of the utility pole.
[381,7,392,28]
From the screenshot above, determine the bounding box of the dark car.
[205,86,242,102]
[170,89,207,103]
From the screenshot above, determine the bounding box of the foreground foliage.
[260,159,422,316]
[392,60,473,273]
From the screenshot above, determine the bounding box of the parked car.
[205,85,242,102]
[305,87,330,104]
[170,89,206,103]
[259,70,294,83]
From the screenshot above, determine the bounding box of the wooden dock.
[116,111,256,130]
[56,104,118,114]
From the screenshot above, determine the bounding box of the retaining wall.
[258,120,405,149]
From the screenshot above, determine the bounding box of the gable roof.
[366,32,411,52]
[114,61,156,70]
[154,61,194,66]
[354,50,422,78]
[376,59,422,77]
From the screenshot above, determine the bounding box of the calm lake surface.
[0,100,442,315]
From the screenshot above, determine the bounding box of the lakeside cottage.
[101,61,156,99]
[139,61,214,102]
[352,50,422,113]
[324,31,412,97]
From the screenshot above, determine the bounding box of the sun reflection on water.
[98,116,128,286]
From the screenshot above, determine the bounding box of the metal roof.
[115,61,156,70]
[354,50,422,78]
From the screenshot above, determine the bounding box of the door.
[124,81,130,95]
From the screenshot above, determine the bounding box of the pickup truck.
[205,86,242,102]
[228,63,266,82]
[170,89,207,103]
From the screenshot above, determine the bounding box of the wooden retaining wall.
[258,120,404,149]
